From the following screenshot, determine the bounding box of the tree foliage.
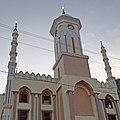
[116,79,120,99]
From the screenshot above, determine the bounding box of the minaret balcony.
[9,51,17,56]
[8,61,17,67]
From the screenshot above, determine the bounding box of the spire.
[100,40,104,49]
[62,6,65,14]
[8,21,19,75]
[13,21,18,32]
[100,41,114,80]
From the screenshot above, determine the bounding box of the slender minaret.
[8,21,18,75]
[2,22,19,120]
[5,21,19,104]
[100,41,117,89]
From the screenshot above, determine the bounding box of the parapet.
[15,71,57,83]
[99,81,111,88]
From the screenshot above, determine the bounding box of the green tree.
[116,79,120,99]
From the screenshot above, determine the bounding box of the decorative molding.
[3,104,12,109]
[99,81,111,88]
[15,71,57,82]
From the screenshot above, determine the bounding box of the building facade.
[0,9,120,120]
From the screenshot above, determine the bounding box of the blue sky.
[0,0,120,93]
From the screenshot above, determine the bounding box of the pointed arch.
[73,80,94,116]
[75,80,93,94]
[105,94,114,101]
[105,94,114,109]
[19,86,31,103]
[42,89,53,105]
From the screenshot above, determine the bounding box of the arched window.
[42,90,51,105]
[105,96,113,109]
[19,88,29,103]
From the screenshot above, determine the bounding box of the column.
[101,99,109,120]
[78,37,83,55]
[99,99,106,120]
[94,94,102,120]
[59,37,61,53]
[12,91,18,120]
[34,95,37,120]
[64,35,68,52]
[31,93,35,120]
[113,100,120,119]
[68,91,75,120]
[38,94,41,120]
[53,95,57,120]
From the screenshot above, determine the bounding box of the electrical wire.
[89,60,120,69]
[0,35,120,62]
[0,22,53,42]
[0,36,54,52]
[0,23,120,70]
[0,36,120,69]
[0,22,120,61]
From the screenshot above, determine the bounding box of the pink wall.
[63,55,91,77]
[73,87,93,116]
[53,54,91,79]
[56,87,64,120]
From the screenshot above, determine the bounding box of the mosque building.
[0,8,120,120]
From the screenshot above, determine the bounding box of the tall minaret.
[5,21,19,104]
[100,41,117,89]
[50,8,91,80]
[8,21,18,76]
[2,22,19,120]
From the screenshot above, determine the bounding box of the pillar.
[99,99,106,120]
[101,99,109,120]
[31,93,35,120]
[34,95,37,120]
[53,95,57,120]
[38,94,41,120]
[68,91,75,120]
[12,91,18,120]
[94,94,102,120]
[113,100,120,119]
